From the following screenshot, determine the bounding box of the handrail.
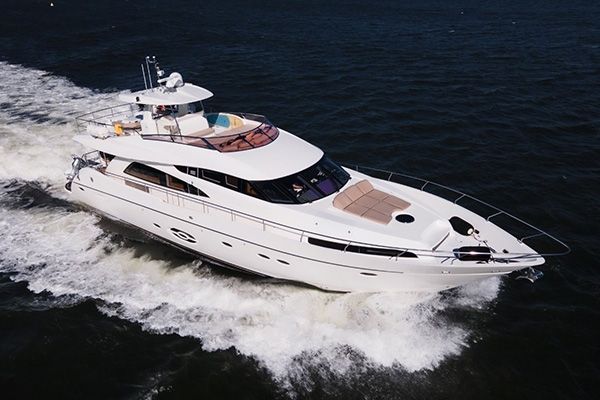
[76,104,137,126]
[350,165,571,258]
[75,106,279,152]
[75,103,139,136]
[80,156,569,263]
[141,112,279,152]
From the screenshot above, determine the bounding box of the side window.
[99,152,115,164]
[176,165,259,200]
[126,163,209,198]
[187,184,198,196]
[190,101,204,114]
[322,156,350,187]
[243,182,261,198]
[167,175,186,192]
[276,175,321,203]
[201,169,225,185]
[253,182,295,204]
[175,165,198,177]
[124,162,166,186]
[186,183,208,197]
[225,175,240,189]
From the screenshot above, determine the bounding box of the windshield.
[252,156,350,204]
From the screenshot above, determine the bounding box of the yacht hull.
[69,168,531,293]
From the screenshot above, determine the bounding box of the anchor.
[515,267,544,283]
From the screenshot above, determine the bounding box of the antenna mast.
[142,56,175,89]
[145,56,154,88]
[140,64,148,89]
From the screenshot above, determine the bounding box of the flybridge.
[141,112,280,152]
[74,56,280,152]
[75,105,280,153]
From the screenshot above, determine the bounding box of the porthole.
[222,242,232,247]
[170,228,196,243]
[258,254,270,259]
[277,259,290,265]
[78,187,85,191]
[153,223,161,228]
[395,214,415,223]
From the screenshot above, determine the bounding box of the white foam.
[0,61,117,189]
[0,61,115,124]
[0,204,500,386]
[0,62,503,387]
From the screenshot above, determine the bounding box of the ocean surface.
[0,0,598,398]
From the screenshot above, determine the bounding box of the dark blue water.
[1,0,599,398]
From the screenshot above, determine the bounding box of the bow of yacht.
[65,57,569,292]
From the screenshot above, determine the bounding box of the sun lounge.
[333,179,411,224]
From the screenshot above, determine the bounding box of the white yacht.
[66,57,568,292]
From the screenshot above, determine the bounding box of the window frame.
[201,169,225,185]
[251,155,350,204]
[126,163,208,197]
[174,155,349,205]
[124,162,167,186]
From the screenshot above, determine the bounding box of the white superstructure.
[65,57,569,292]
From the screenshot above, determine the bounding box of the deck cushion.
[187,127,215,137]
[355,195,379,209]
[371,201,397,215]
[345,202,370,216]
[332,179,412,224]
[365,190,388,201]
[206,113,231,128]
[356,179,374,194]
[344,185,364,202]
[333,192,353,209]
[362,209,392,224]
[383,195,411,210]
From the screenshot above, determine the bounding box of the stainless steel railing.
[141,112,279,152]
[78,157,569,263]
[351,165,571,258]
[75,106,279,153]
[75,103,138,135]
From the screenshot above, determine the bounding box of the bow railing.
[350,165,571,259]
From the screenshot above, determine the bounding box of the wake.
[0,62,501,388]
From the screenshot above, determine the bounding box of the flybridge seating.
[75,106,280,153]
[75,59,279,153]
[142,112,279,152]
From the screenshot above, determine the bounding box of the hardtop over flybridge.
[66,56,569,292]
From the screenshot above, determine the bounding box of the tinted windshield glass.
[252,156,350,204]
